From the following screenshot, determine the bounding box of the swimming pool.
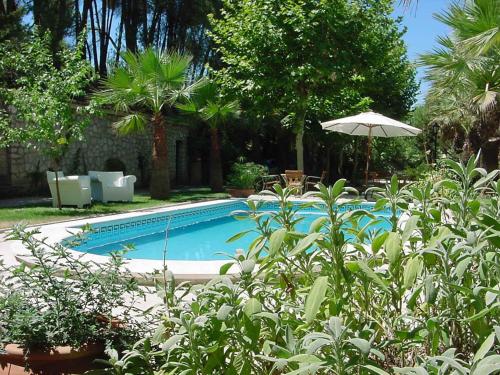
[65,200,393,261]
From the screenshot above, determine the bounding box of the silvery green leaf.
[348,338,370,355]
[328,316,343,340]
[364,365,391,375]
[269,228,287,255]
[385,232,402,266]
[244,298,262,317]
[306,338,331,354]
[161,335,183,351]
[370,348,385,361]
[393,366,428,375]
[240,259,255,273]
[402,215,420,243]
[287,354,323,363]
[304,276,328,323]
[473,332,496,363]
[216,304,233,321]
[283,363,324,375]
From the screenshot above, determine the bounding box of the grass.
[0,188,230,230]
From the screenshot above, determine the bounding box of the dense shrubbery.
[94,153,499,374]
[0,229,145,351]
[226,160,268,190]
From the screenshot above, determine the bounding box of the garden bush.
[10,154,500,374]
[0,228,146,351]
[226,160,268,190]
[98,153,499,374]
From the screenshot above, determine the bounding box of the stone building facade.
[0,116,190,196]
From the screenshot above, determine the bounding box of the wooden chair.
[305,171,328,192]
[281,170,305,194]
[260,174,282,191]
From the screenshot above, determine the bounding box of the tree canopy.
[0,32,94,167]
[419,0,499,170]
[210,0,418,169]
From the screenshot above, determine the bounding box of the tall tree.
[96,49,199,198]
[0,0,25,42]
[0,32,94,208]
[420,0,499,170]
[32,0,74,54]
[210,0,417,171]
[178,79,240,192]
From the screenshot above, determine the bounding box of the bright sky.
[393,0,453,103]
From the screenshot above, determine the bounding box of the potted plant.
[226,160,268,198]
[0,226,144,374]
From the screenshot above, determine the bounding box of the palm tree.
[97,49,197,198]
[419,0,499,169]
[177,79,240,192]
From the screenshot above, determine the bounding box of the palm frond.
[95,49,195,126]
[159,52,192,89]
[176,101,198,114]
[112,113,147,135]
[473,90,498,112]
[435,0,499,56]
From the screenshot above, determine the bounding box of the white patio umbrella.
[321,111,421,187]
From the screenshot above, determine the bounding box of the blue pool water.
[67,200,392,261]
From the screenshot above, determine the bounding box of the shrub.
[18,154,500,373]
[0,226,145,351]
[226,160,268,189]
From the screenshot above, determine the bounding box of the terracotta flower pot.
[0,342,105,375]
[227,188,255,198]
[96,314,126,329]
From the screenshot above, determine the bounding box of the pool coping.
[8,199,249,283]
[6,196,385,283]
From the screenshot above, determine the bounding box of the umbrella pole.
[364,126,372,188]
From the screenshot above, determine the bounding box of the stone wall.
[2,116,190,194]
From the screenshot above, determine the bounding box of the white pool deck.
[0,196,372,283]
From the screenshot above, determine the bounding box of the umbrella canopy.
[321,111,421,137]
[321,111,421,187]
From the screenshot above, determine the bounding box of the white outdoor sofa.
[46,171,92,208]
[88,171,136,203]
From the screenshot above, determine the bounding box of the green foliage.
[177,78,240,129]
[0,31,94,166]
[210,0,418,168]
[96,153,499,373]
[226,160,268,189]
[97,49,196,121]
[419,0,499,163]
[0,226,145,350]
[95,48,202,198]
[0,3,26,43]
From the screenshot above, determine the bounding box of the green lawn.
[0,189,230,230]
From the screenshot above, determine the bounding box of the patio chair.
[46,171,91,208]
[260,174,282,191]
[281,170,305,195]
[88,171,136,203]
[304,171,328,192]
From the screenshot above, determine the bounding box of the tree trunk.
[295,128,304,171]
[98,0,107,76]
[352,138,359,183]
[89,1,99,69]
[123,0,138,53]
[53,159,62,210]
[209,126,224,192]
[482,140,499,171]
[150,114,170,199]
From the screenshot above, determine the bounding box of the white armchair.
[46,171,91,208]
[88,171,136,203]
